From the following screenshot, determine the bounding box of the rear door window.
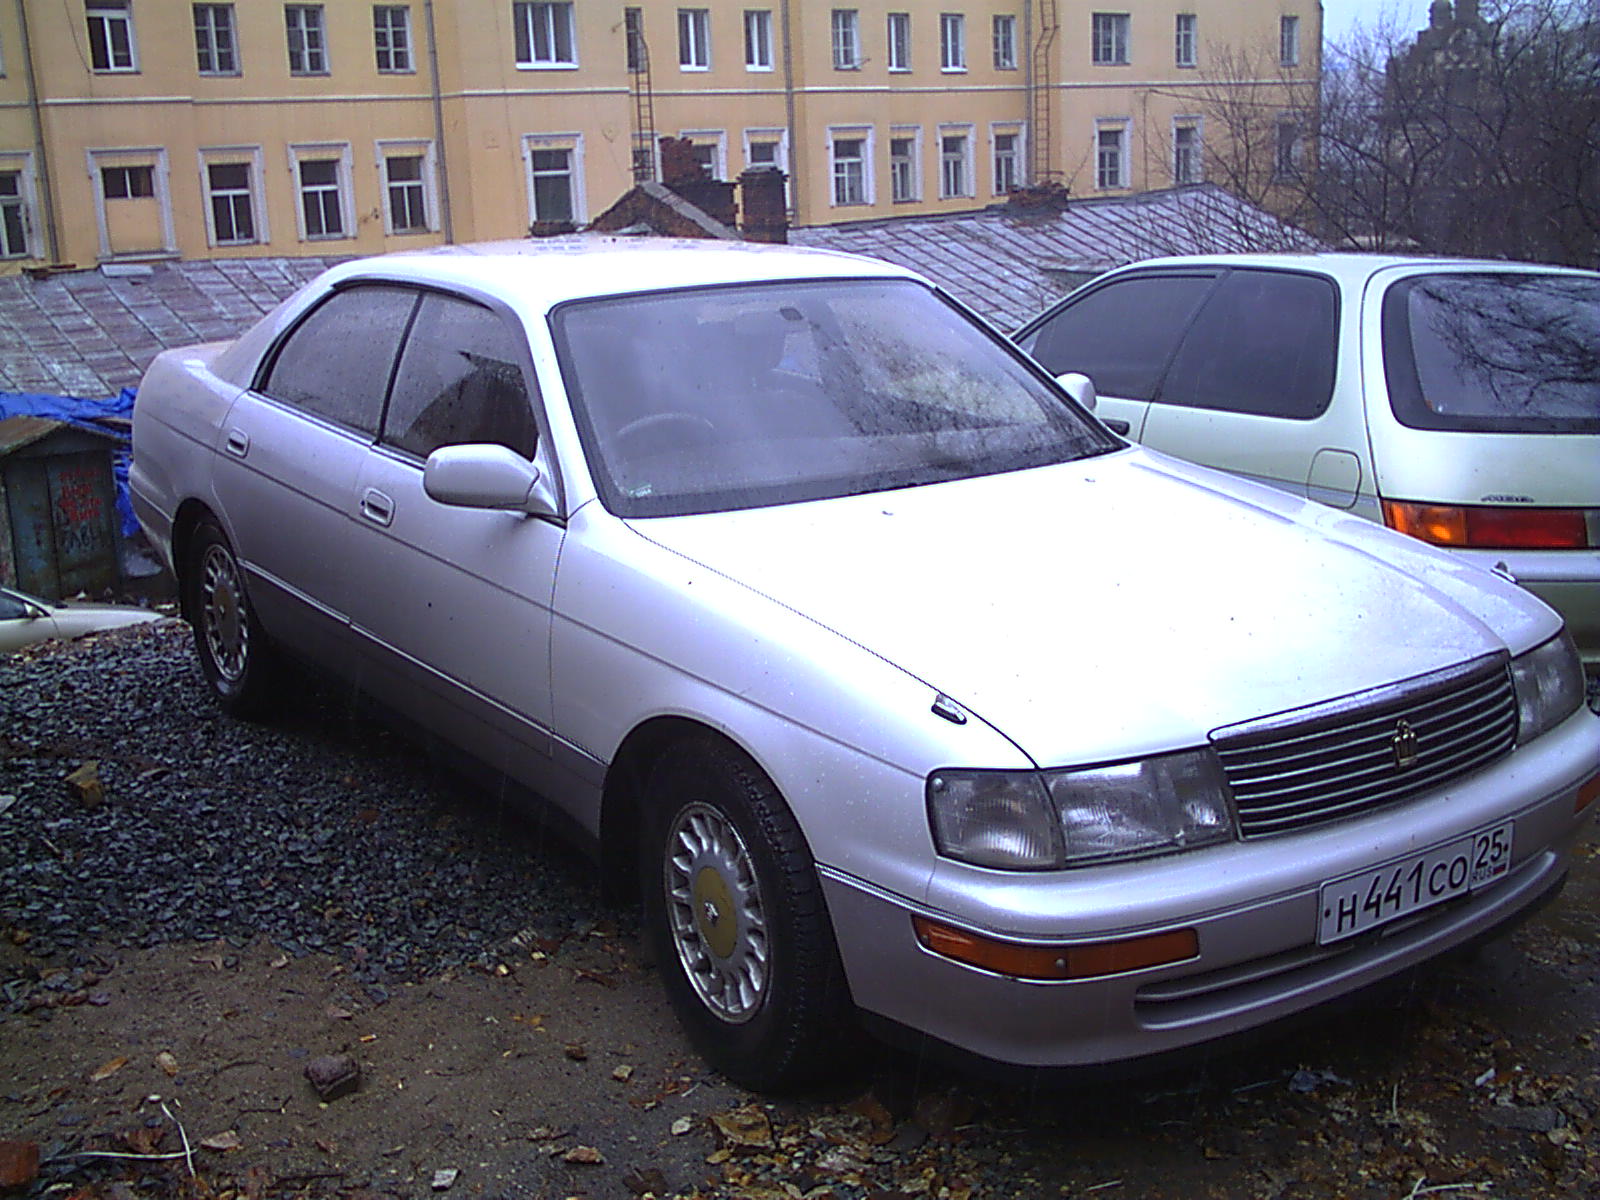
[1159,269,1338,418]
[259,285,418,435]
[1382,272,1600,433]
[1017,273,1218,399]
[381,292,539,460]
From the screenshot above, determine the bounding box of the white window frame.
[1091,12,1129,66]
[86,146,175,259]
[374,139,437,234]
[678,8,710,70]
[743,128,788,173]
[522,133,587,225]
[938,124,974,199]
[1174,13,1196,68]
[1172,117,1202,185]
[193,4,238,75]
[1280,15,1300,66]
[990,124,1022,195]
[198,145,267,247]
[1094,120,1129,190]
[373,5,414,72]
[0,153,40,259]
[680,129,728,180]
[287,142,353,241]
[828,126,873,207]
[87,0,138,72]
[743,9,772,71]
[939,12,964,72]
[992,14,1016,70]
[888,126,920,203]
[831,9,860,69]
[886,12,910,71]
[513,2,577,69]
[285,4,328,74]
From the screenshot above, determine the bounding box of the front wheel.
[641,737,852,1091]
[185,519,280,717]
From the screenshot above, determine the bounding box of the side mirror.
[1055,371,1098,413]
[423,444,559,518]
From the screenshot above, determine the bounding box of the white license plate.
[1317,821,1514,945]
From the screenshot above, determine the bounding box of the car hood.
[628,448,1555,766]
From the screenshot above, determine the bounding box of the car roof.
[321,236,923,312]
[1098,251,1600,290]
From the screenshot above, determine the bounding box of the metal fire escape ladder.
[1029,0,1060,185]
[627,18,657,182]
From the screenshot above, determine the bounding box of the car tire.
[641,736,853,1092]
[186,518,279,717]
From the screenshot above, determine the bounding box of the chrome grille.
[1211,653,1518,838]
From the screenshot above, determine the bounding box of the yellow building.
[0,0,1319,267]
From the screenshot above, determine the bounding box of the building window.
[1092,12,1129,65]
[385,155,428,231]
[1095,123,1127,189]
[1173,121,1201,184]
[87,0,136,72]
[193,5,237,74]
[1174,13,1195,67]
[514,2,576,67]
[744,10,772,70]
[831,10,860,69]
[298,159,345,237]
[205,163,255,244]
[746,133,784,171]
[939,130,971,198]
[1280,15,1300,66]
[101,165,154,199]
[1275,120,1300,177]
[992,130,1019,193]
[285,5,327,74]
[529,147,576,222]
[625,8,645,71]
[992,14,1016,70]
[889,131,918,201]
[939,13,964,71]
[0,172,28,258]
[831,135,867,206]
[678,8,710,69]
[887,12,910,70]
[374,6,413,71]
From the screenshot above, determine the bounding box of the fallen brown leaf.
[88,1056,128,1082]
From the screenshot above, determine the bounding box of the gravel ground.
[4,621,1600,1200]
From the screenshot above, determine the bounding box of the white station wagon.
[131,241,1600,1089]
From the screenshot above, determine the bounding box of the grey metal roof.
[791,184,1321,329]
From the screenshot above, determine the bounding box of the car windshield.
[552,277,1118,517]
[1382,272,1600,434]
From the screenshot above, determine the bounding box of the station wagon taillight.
[1382,501,1590,550]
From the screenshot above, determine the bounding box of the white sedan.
[130,239,1600,1089]
[0,585,162,652]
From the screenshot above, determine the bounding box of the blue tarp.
[1,388,139,535]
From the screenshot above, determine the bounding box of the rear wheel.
[186,519,279,717]
[641,736,852,1091]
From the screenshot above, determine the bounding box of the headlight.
[1511,630,1584,744]
[927,750,1236,870]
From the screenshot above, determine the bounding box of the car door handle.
[1101,418,1131,436]
[360,488,395,527]
[224,429,249,457]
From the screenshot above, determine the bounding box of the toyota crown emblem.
[1392,719,1420,770]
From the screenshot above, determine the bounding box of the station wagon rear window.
[553,278,1118,517]
[1383,273,1600,434]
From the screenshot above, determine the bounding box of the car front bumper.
[820,708,1600,1069]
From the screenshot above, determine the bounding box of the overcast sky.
[1321,0,1432,45]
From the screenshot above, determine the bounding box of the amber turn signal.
[911,916,1198,981]
[1382,500,1589,550]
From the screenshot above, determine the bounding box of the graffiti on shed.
[0,416,124,601]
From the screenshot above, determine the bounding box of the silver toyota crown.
[130,240,1600,1090]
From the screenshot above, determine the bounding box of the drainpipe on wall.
[780,0,799,224]
[1023,1,1033,187]
[423,0,455,243]
[15,0,61,263]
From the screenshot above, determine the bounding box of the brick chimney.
[739,167,789,243]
